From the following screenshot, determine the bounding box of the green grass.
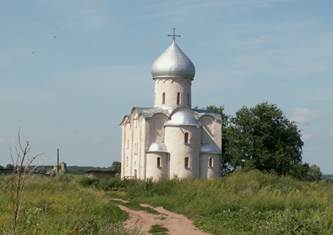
[3,171,333,235]
[0,175,129,235]
[148,224,169,235]
[91,170,333,235]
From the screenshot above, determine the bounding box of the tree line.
[207,102,322,181]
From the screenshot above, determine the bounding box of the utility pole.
[56,148,60,174]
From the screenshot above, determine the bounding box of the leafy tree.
[306,164,322,181]
[6,164,14,170]
[228,102,303,175]
[0,165,4,169]
[110,161,121,174]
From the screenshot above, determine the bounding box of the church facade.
[120,31,222,180]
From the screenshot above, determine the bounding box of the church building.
[120,29,222,180]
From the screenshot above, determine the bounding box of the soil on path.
[113,199,211,235]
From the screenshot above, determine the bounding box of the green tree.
[228,102,304,175]
[6,164,14,170]
[110,161,121,174]
[306,164,322,181]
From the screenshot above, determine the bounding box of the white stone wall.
[200,154,220,179]
[122,120,132,178]
[122,113,222,180]
[200,116,222,150]
[120,121,125,178]
[200,116,214,144]
[154,78,192,109]
[148,113,168,144]
[165,125,200,179]
[146,152,169,181]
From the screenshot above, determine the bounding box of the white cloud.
[290,108,318,125]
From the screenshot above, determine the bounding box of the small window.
[157,157,161,168]
[187,93,190,106]
[185,157,189,169]
[184,132,189,144]
[208,158,213,168]
[177,92,180,105]
[162,93,166,104]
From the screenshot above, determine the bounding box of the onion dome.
[152,40,195,80]
[165,109,200,127]
[200,144,221,154]
[147,143,168,153]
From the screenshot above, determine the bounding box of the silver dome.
[165,109,200,127]
[200,144,221,154]
[147,142,168,153]
[152,40,195,80]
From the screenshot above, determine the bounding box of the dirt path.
[113,199,211,235]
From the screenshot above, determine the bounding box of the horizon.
[1,1,333,173]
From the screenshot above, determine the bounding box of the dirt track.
[114,199,211,235]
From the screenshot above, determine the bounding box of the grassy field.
[86,170,333,235]
[0,175,129,235]
[2,171,333,235]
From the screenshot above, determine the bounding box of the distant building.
[53,162,67,174]
[120,29,222,181]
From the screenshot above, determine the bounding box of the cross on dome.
[168,27,181,42]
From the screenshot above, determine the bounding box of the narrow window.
[184,132,189,144]
[157,157,161,168]
[187,93,190,106]
[177,92,180,105]
[208,158,213,168]
[162,92,166,104]
[184,157,189,169]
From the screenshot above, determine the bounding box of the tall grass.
[0,175,129,235]
[95,170,333,235]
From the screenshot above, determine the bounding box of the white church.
[120,29,222,181]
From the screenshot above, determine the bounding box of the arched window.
[184,132,189,144]
[184,157,189,169]
[162,93,166,104]
[208,158,213,168]
[177,92,180,105]
[157,157,161,168]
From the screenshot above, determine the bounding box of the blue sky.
[1,0,333,173]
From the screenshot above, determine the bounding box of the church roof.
[147,143,168,153]
[165,109,200,127]
[200,144,221,154]
[151,40,195,80]
[193,109,222,121]
[132,107,170,118]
